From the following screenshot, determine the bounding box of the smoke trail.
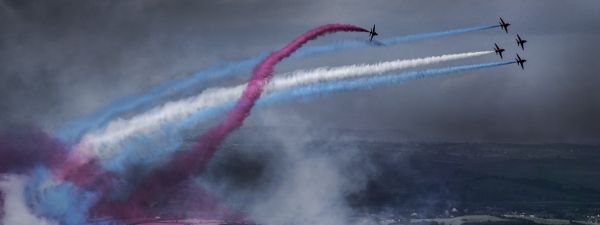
[0,129,95,225]
[86,24,369,220]
[266,51,494,93]
[25,61,511,225]
[263,61,515,104]
[80,51,492,165]
[0,128,66,174]
[55,54,268,144]
[292,25,499,58]
[32,24,366,224]
[56,25,498,143]
[86,61,512,222]
[12,61,511,224]
[23,168,97,225]
[195,61,515,117]
[3,24,501,225]
[0,175,58,225]
[123,61,515,171]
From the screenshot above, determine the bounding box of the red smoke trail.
[94,24,368,219]
[52,143,115,189]
[0,128,67,174]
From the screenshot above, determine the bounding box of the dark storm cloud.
[0,0,598,143]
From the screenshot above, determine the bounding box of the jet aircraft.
[369,24,378,41]
[494,43,505,59]
[515,54,527,70]
[516,34,527,50]
[499,17,511,33]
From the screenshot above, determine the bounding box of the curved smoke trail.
[221,62,516,118]
[85,24,369,220]
[27,24,365,225]
[80,51,493,164]
[57,25,498,143]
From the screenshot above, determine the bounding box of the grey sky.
[1,0,599,144]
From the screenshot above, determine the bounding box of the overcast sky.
[1,0,599,144]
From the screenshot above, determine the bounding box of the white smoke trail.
[0,175,58,225]
[77,51,493,159]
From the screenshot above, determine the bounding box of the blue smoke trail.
[57,25,499,143]
[56,53,269,144]
[381,25,499,46]
[24,167,97,225]
[100,61,513,174]
[293,25,499,58]
[264,61,513,103]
